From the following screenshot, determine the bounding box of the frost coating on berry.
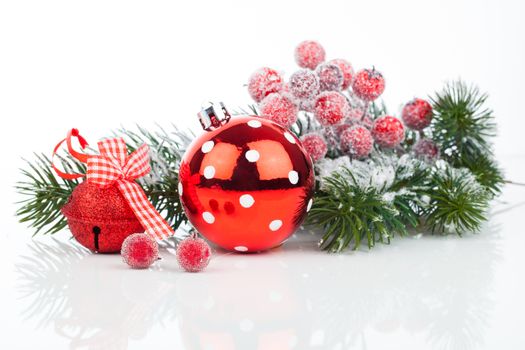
[413,138,439,161]
[340,126,374,158]
[289,69,320,100]
[402,98,433,130]
[121,233,159,269]
[295,40,325,70]
[328,59,354,90]
[316,63,344,91]
[352,68,385,101]
[248,67,283,102]
[314,91,349,126]
[372,115,405,148]
[176,236,211,272]
[300,133,328,162]
[259,93,298,128]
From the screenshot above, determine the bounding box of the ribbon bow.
[53,128,174,241]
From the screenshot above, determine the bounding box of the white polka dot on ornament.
[203,165,215,179]
[201,140,214,153]
[284,131,296,144]
[239,194,255,208]
[269,219,283,231]
[245,149,260,162]
[288,170,299,184]
[247,120,262,128]
[307,198,313,212]
[202,211,215,224]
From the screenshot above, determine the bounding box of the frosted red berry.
[289,69,320,100]
[121,233,159,269]
[300,133,328,162]
[352,68,385,101]
[259,93,298,128]
[402,98,433,130]
[340,126,374,158]
[329,59,354,90]
[372,115,405,148]
[295,40,325,70]
[316,63,344,91]
[413,138,439,161]
[176,235,211,272]
[248,67,283,102]
[335,122,353,136]
[314,91,349,126]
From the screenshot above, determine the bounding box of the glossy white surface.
[2,0,525,348]
[1,155,524,349]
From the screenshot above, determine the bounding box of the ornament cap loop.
[198,102,231,131]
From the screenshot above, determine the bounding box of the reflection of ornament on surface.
[16,239,177,349]
[15,221,502,350]
[179,104,315,252]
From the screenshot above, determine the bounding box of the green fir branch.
[15,154,84,235]
[307,168,409,252]
[424,164,491,235]
[15,126,191,235]
[430,80,496,162]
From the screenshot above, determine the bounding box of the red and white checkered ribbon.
[53,129,174,241]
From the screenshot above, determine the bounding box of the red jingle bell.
[62,181,144,253]
[53,128,174,253]
[179,103,315,253]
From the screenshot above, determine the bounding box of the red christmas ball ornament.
[289,69,320,100]
[259,93,298,128]
[314,91,349,126]
[340,126,374,158]
[300,133,328,162]
[248,67,283,102]
[294,40,326,70]
[372,115,405,148]
[62,181,144,253]
[121,233,159,269]
[402,98,433,130]
[413,138,440,161]
[352,68,385,101]
[176,233,211,272]
[179,104,315,252]
[329,59,354,90]
[316,63,344,91]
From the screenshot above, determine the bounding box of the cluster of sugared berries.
[247,41,438,162]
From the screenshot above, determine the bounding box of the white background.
[1,1,525,349]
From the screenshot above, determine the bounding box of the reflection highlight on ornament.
[16,225,501,350]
